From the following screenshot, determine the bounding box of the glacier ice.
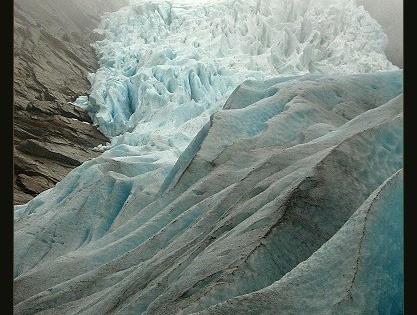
[75,0,395,157]
[199,169,404,315]
[67,0,396,224]
[14,71,403,314]
[14,0,403,314]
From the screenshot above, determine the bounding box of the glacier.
[75,0,395,156]
[14,0,403,314]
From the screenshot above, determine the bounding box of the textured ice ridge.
[199,169,403,315]
[14,71,403,314]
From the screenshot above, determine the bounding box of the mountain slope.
[13,0,127,204]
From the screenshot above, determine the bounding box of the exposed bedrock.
[14,71,403,314]
[13,0,127,204]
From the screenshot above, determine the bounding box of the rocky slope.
[13,0,127,204]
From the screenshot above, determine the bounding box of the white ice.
[74,0,395,182]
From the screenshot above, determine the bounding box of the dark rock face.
[13,0,127,204]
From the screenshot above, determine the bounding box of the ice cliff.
[14,0,403,314]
